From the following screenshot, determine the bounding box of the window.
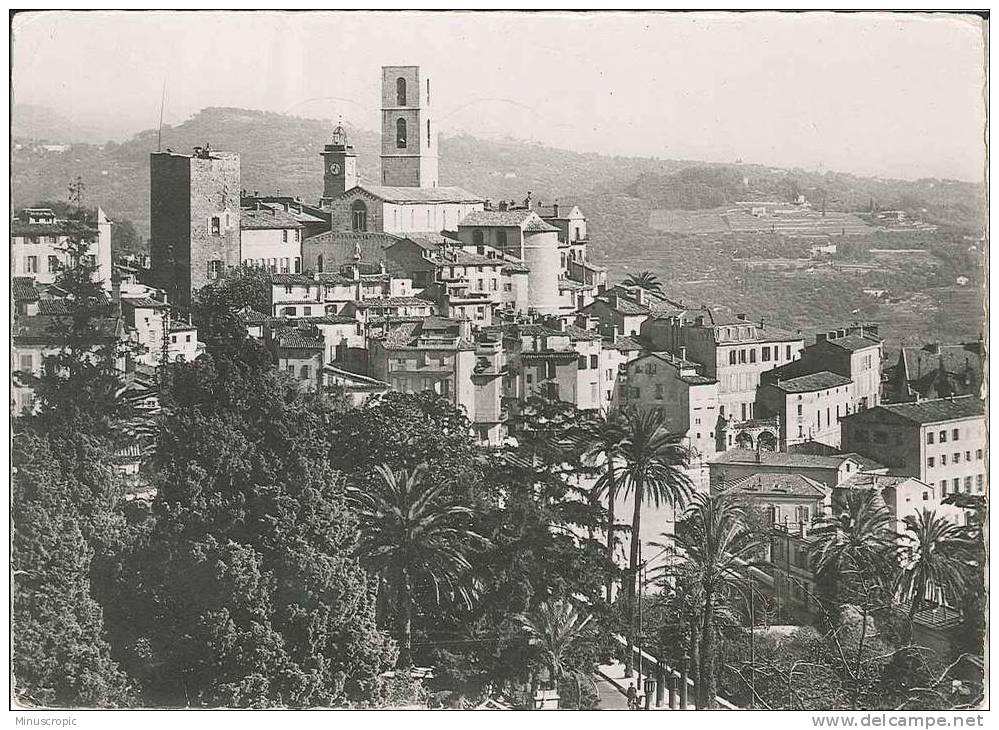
[18,354,33,372]
[578,355,588,370]
[976,474,984,492]
[976,449,983,459]
[497,230,508,247]
[284,285,293,295]
[211,217,221,236]
[25,256,38,273]
[546,362,556,379]
[630,387,640,400]
[749,348,757,363]
[303,306,312,316]
[648,362,657,375]
[940,480,947,495]
[927,432,935,445]
[590,354,598,369]
[786,345,792,360]
[927,457,935,468]
[294,257,301,274]
[427,119,431,148]
[941,454,947,466]
[797,403,803,416]
[922,491,929,501]
[185,334,191,343]
[396,76,407,105]
[964,476,973,492]
[939,430,947,443]
[396,118,407,148]
[952,478,959,492]
[953,428,960,441]
[503,283,512,292]
[286,364,295,375]
[280,258,289,273]
[655,384,665,400]
[207,259,222,280]
[739,349,747,364]
[47,255,60,273]
[426,78,430,104]
[473,230,484,246]
[300,365,310,380]
[351,200,368,232]
[953,452,960,464]
[490,279,497,291]
[762,347,770,362]
[965,451,971,462]
[729,350,737,365]
[317,254,324,272]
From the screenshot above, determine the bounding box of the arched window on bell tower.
[396,118,407,149]
[396,77,407,106]
[316,254,324,273]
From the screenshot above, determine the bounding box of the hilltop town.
[11,65,987,711]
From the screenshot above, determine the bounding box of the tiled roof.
[602,336,644,352]
[275,331,324,349]
[558,279,588,291]
[459,209,537,227]
[772,371,852,393]
[838,473,926,491]
[301,315,358,325]
[501,261,530,274]
[681,374,717,385]
[383,321,421,348]
[825,334,882,352]
[169,321,197,332]
[37,299,70,315]
[721,472,828,498]
[524,218,560,233]
[600,296,649,316]
[901,344,984,380]
[846,395,985,426]
[562,324,603,342]
[270,273,315,286]
[12,277,39,302]
[236,306,269,324]
[535,202,581,219]
[710,448,883,470]
[315,272,353,285]
[13,315,121,344]
[354,185,483,204]
[239,207,305,230]
[353,296,432,309]
[434,250,497,267]
[121,296,169,309]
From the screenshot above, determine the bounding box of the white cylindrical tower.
[522,224,561,314]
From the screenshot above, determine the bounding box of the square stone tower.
[150,145,241,307]
[380,65,439,188]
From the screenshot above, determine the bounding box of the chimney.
[498,200,508,211]
[634,288,646,305]
[553,201,560,217]
[607,293,618,309]
[679,346,687,361]
[759,317,765,329]
[524,191,532,208]
[612,324,620,344]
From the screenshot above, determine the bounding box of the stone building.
[757,371,853,449]
[380,65,438,188]
[884,340,984,403]
[150,145,241,307]
[11,207,112,290]
[239,206,305,274]
[839,395,987,499]
[618,350,720,462]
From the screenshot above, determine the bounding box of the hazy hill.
[11,103,126,145]
[12,105,984,349]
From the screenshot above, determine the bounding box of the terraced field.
[648,206,874,236]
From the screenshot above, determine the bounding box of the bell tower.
[320,120,358,206]
[380,65,438,188]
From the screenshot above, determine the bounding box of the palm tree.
[622,271,663,291]
[810,489,895,709]
[670,491,762,708]
[609,406,694,674]
[811,489,896,611]
[897,509,970,640]
[583,409,626,602]
[517,599,598,708]
[351,462,488,666]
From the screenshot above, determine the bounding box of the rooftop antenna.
[157,79,167,152]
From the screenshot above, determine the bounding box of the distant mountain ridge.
[12,105,984,241]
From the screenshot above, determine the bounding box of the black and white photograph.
[8,9,989,718]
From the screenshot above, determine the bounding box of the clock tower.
[320,121,358,206]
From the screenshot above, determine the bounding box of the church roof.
[459,209,560,233]
[351,185,483,204]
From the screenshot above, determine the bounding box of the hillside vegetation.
[12,105,986,350]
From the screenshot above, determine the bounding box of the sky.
[11,10,988,182]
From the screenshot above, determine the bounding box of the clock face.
[329,162,342,175]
